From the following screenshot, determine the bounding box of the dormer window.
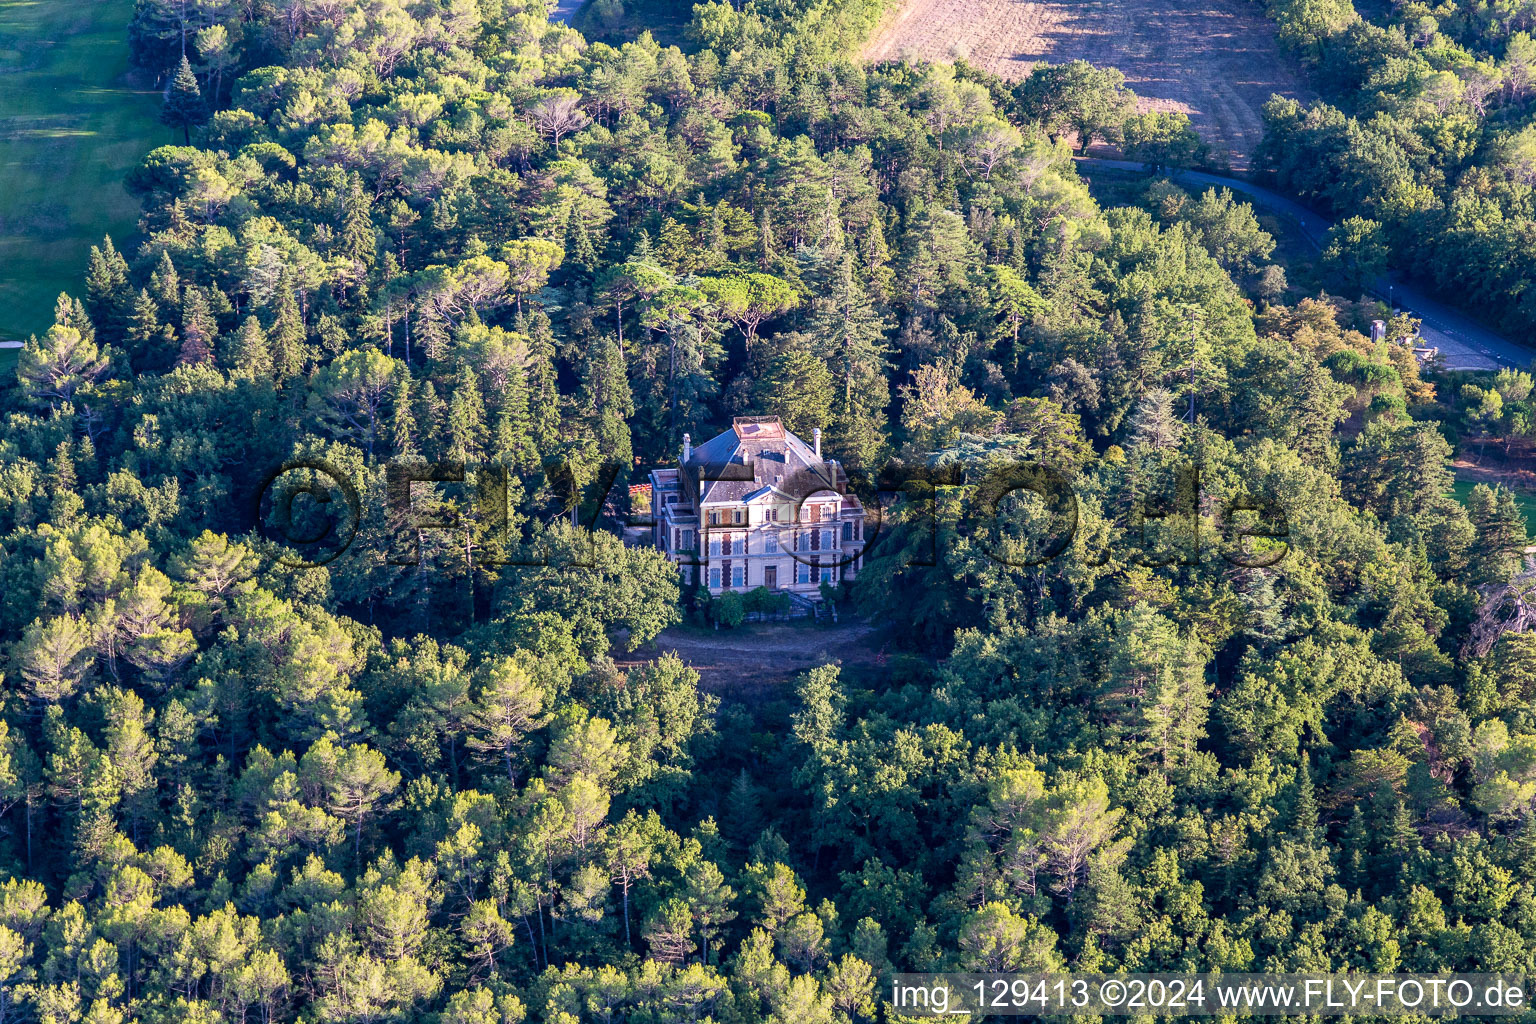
[661,417,864,595]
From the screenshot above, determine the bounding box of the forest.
[1260,0,1536,342]
[1,0,1536,1021]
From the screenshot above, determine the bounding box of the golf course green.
[0,0,165,343]
[1449,476,1536,534]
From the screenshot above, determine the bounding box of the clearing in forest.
[862,0,1310,167]
[0,0,165,341]
[628,621,889,696]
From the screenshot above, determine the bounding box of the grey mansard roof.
[679,417,854,508]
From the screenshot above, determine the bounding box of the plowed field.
[863,0,1310,167]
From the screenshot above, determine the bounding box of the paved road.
[1075,157,1531,372]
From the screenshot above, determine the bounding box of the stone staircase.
[784,590,839,623]
[783,590,819,620]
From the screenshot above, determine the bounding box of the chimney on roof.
[813,427,822,460]
[682,433,692,463]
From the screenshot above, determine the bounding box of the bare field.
[862,0,1310,167]
[620,621,887,697]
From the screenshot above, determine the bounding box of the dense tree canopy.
[0,0,1530,1020]
[1257,0,1536,340]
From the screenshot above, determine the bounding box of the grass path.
[0,0,166,341]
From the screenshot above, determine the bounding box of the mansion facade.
[647,417,867,598]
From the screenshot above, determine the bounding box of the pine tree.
[630,228,655,264]
[995,222,1025,272]
[126,288,176,369]
[1234,567,1287,647]
[811,255,891,468]
[74,436,97,484]
[683,861,737,964]
[226,316,273,380]
[753,336,835,439]
[526,312,561,456]
[126,287,158,344]
[416,379,446,459]
[564,204,598,278]
[655,217,696,275]
[414,303,449,363]
[1503,816,1536,884]
[723,769,765,848]
[84,237,130,342]
[161,54,209,145]
[54,293,95,341]
[48,442,77,496]
[492,364,536,471]
[269,283,307,381]
[1468,483,1528,585]
[577,336,634,470]
[460,900,514,981]
[1341,805,1370,894]
[177,286,216,365]
[606,811,666,949]
[464,659,546,783]
[704,203,729,269]
[1127,387,1184,450]
[312,738,400,862]
[1292,753,1322,847]
[858,216,894,298]
[758,208,776,270]
[446,366,488,463]
[341,173,376,265]
[1382,792,1421,865]
[16,617,95,705]
[390,375,418,459]
[149,250,180,308]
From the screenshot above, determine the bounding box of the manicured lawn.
[0,0,166,342]
[1449,476,1536,534]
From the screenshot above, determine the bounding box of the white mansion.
[647,417,867,597]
